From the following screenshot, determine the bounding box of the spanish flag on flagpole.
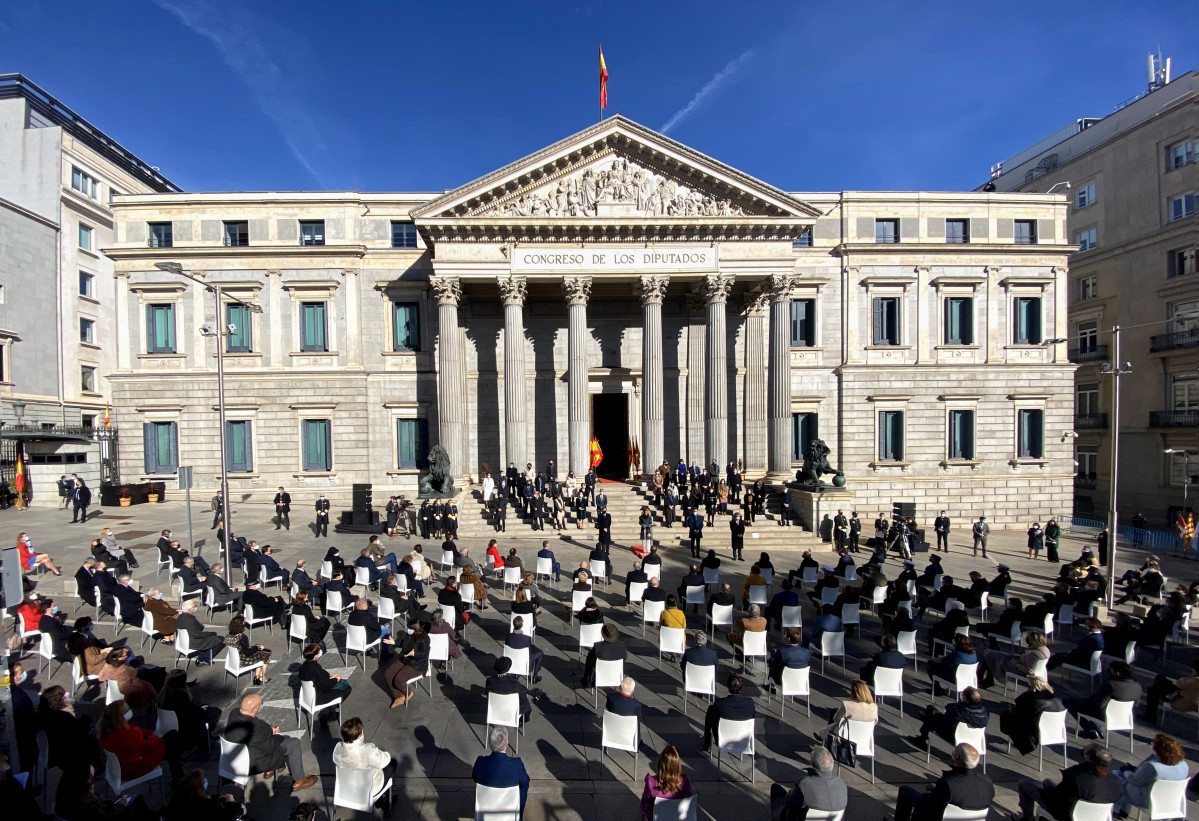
[599,45,608,112]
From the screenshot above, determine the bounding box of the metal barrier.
[1054,515,1106,537]
[1055,515,1191,555]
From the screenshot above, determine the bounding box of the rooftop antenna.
[1148,49,1172,92]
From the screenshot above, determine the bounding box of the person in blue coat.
[473,727,530,811]
[768,628,811,686]
[803,605,843,650]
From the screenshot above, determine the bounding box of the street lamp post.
[1099,326,1132,609]
[1164,447,1193,516]
[155,262,260,586]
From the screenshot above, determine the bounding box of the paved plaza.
[5,496,1198,820]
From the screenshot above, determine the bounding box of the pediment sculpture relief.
[480,157,747,218]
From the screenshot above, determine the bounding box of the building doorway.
[591,393,628,479]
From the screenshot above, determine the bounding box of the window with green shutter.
[300,302,328,352]
[397,419,429,468]
[146,304,176,353]
[872,297,901,346]
[791,413,818,462]
[944,297,973,345]
[142,421,178,473]
[226,304,252,352]
[1014,297,1042,344]
[949,410,975,460]
[1018,409,1045,458]
[301,419,332,471]
[878,411,904,461]
[392,302,420,352]
[226,420,253,472]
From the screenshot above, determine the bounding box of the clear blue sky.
[2,1,1193,194]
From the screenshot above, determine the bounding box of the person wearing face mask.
[143,588,179,642]
[165,768,245,821]
[98,699,167,780]
[36,597,72,660]
[314,492,331,538]
[299,643,352,706]
[15,531,62,575]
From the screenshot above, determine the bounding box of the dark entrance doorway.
[591,393,628,479]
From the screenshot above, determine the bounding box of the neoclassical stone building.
[105,116,1076,523]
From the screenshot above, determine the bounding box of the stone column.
[639,275,669,476]
[767,274,797,479]
[432,276,465,476]
[686,293,706,464]
[342,268,362,368]
[266,270,283,369]
[562,276,592,477]
[744,289,769,473]
[702,274,733,469]
[498,275,528,471]
[115,270,131,371]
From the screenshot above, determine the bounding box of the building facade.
[105,116,1075,524]
[0,75,179,499]
[991,70,1199,528]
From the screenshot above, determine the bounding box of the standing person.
[58,474,71,509]
[273,486,291,530]
[596,506,612,552]
[639,745,696,820]
[482,472,495,513]
[779,486,792,527]
[972,515,989,558]
[385,496,400,537]
[849,511,862,552]
[1027,522,1044,560]
[313,492,331,538]
[743,486,756,525]
[833,509,848,552]
[1045,518,1061,563]
[934,510,950,552]
[211,490,224,529]
[688,508,704,559]
[1097,528,1110,567]
[730,512,746,561]
[72,478,92,523]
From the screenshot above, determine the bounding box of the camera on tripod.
[888,501,917,559]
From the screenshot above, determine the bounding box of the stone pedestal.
[793,486,855,534]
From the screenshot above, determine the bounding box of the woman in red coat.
[486,539,504,571]
[98,700,166,779]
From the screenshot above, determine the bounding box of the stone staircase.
[452,480,821,554]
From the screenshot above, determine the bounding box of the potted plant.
[119,486,132,507]
[147,488,160,504]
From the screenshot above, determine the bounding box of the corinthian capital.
[430,276,462,306]
[561,275,593,307]
[745,289,770,316]
[638,275,669,306]
[497,275,528,307]
[766,273,797,303]
[701,273,733,305]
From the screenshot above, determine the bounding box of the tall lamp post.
[1164,447,1194,517]
[155,261,261,585]
[1099,325,1132,609]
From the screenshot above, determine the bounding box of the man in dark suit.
[243,581,286,624]
[347,598,391,653]
[323,570,359,609]
[537,540,561,582]
[860,633,908,686]
[933,510,950,552]
[594,489,609,511]
[688,509,705,558]
[706,583,736,615]
[677,564,706,610]
[890,743,993,821]
[588,545,612,582]
[75,559,100,609]
[703,673,755,751]
[222,694,318,790]
[380,577,420,627]
[258,545,289,586]
[486,657,532,722]
[505,617,543,682]
[113,575,145,625]
[205,562,242,611]
[768,579,801,631]
[682,629,719,674]
[642,577,668,603]
[242,543,263,585]
[273,486,292,530]
[625,561,648,605]
[292,559,322,606]
[1063,660,1142,737]
[803,605,843,650]
[1047,617,1105,670]
[314,493,331,537]
[833,510,849,551]
[94,562,119,615]
[768,628,811,686]
[581,623,627,688]
[175,599,223,660]
[474,726,530,812]
[910,686,990,750]
[605,677,642,718]
[770,747,848,821]
[298,643,350,704]
[1015,743,1121,821]
[778,488,793,527]
[596,508,612,551]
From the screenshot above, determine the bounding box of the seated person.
[681,630,718,674]
[909,686,989,750]
[258,545,290,586]
[473,727,530,812]
[859,633,907,687]
[485,657,532,722]
[242,581,287,625]
[299,642,351,704]
[1015,743,1122,821]
[1047,618,1104,671]
[974,597,1024,646]
[224,615,271,686]
[769,747,847,821]
[323,570,359,610]
[581,623,627,688]
[505,616,542,682]
[802,604,843,650]
[702,673,755,752]
[981,631,1049,689]
[767,579,801,630]
[1000,677,1064,756]
[332,716,395,799]
[290,590,330,645]
[728,603,767,647]
[1063,660,1141,737]
[888,742,993,821]
[659,594,687,630]
[1114,733,1189,818]
[768,627,811,687]
[204,562,242,611]
[927,602,971,650]
[929,634,978,692]
[348,598,394,656]
[222,694,318,790]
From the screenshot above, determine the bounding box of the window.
[71,167,98,199]
[874,219,899,244]
[790,299,816,347]
[301,419,332,471]
[299,220,325,246]
[392,302,419,352]
[79,270,94,298]
[948,410,975,460]
[1076,182,1096,208]
[1078,447,1098,482]
[226,420,253,472]
[792,229,813,248]
[945,219,969,244]
[145,304,176,354]
[81,414,95,429]
[1077,320,1098,354]
[1172,376,1199,411]
[1168,140,1195,170]
[943,297,974,345]
[397,419,429,468]
[791,412,818,462]
[223,221,249,247]
[1017,409,1045,458]
[226,304,252,353]
[79,317,95,344]
[1076,227,1097,251]
[1171,300,1199,334]
[80,365,96,393]
[872,296,901,345]
[78,223,92,251]
[1014,219,1037,244]
[1169,193,1197,222]
[1168,248,1194,278]
[391,222,418,249]
[1013,297,1042,345]
[147,222,173,248]
[878,411,904,461]
[1078,276,1097,300]
[142,421,178,474]
[1077,383,1099,416]
[300,302,328,352]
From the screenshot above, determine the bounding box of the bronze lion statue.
[419,444,456,496]
[795,438,844,488]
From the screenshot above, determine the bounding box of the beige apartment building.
[989,69,1199,528]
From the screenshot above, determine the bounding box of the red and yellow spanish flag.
[14,451,25,494]
[1187,512,1196,542]
[599,45,609,110]
[104,405,111,428]
[589,437,604,469]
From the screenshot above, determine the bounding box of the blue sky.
[2,1,1194,194]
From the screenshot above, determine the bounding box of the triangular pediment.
[411,115,821,224]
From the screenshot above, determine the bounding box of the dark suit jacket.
[273,492,291,512]
[922,766,994,820]
[176,611,223,654]
[1063,632,1104,667]
[294,568,316,592]
[114,585,144,623]
[1041,762,1123,821]
[75,566,98,605]
[222,710,286,773]
[243,587,282,619]
[473,751,531,810]
[682,645,718,672]
[605,691,642,717]
[707,591,736,615]
[347,608,381,643]
[299,659,339,694]
[769,644,811,675]
[177,566,204,593]
[243,551,262,584]
[704,693,755,744]
[486,673,532,718]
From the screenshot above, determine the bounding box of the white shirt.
[332,737,391,793]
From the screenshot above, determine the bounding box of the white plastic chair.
[345,624,381,670]
[974,592,990,621]
[897,630,919,671]
[440,550,454,574]
[642,599,666,636]
[861,586,887,614]
[628,581,648,609]
[1079,699,1135,752]
[703,567,719,589]
[324,589,353,621]
[928,723,987,773]
[296,678,342,730]
[333,763,393,814]
[811,630,845,673]
[1009,709,1068,772]
[932,663,978,705]
[777,664,811,719]
[429,631,453,677]
[205,586,236,620]
[503,645,531,686]
[104,749,162,796]
[475,783,521,821]
[1145,778,1188,821]
[319,560,334,581]
[105,679,123,704]
[509,612,534,639]
[173,627,213,671]
[801,566,818,586]
[590,560,609,588]
[838,719,877,783]
[652,795,698,821]
[659,627,685,669]
[747,585,768,608]
[819,586,839,609]
[376,597,398,630]
[35,631,60,678]
[176,577,202,610]
[1005,657,1049,696]
[242,603,274,637]
[994,621,1025,651]
[600,710,640,778]
[1101,640,1137,668]
[872,666,904,724]
[1056,604,1076,635]
[484,691,524,753]
[71,654,99,701]
[840,603,861,633]
[645,563,662,583]
[942,806,988,821]
[780,604,803,635]
[1060,650,1103,691]
[931,626,972,658]
[713,717,755,782]
[684,585,706,610]
[503,566,523,596]
[354,565,378,596]
[1035,801,1113,821]
[217,737,252,787]
[222,645,265,689]
[536,556,556,586]
[138,609,159,652]
[571,589,592,618]
[682,662,716,716]
[593,657,624,708]
[735,629,768,676]
[578,622,604,660]
[707,603,733,640]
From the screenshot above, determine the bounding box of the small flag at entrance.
[589,437,604,469]
[599,46,608,110]
[14,450,25,494]
[1187,512,1195,542]
[104,405,111,428]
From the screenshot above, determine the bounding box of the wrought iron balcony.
[1068,344,1108,363]
[1150,328,1199,352]
[1074,413,1108,430]
[1074,474,1098,489]
[1149,410,1199,427]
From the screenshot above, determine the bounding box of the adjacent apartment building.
[986,68,1199,527]
[0,75,180,499]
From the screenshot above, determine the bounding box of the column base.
[793,487,856,534]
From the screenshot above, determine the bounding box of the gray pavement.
[4,497,1198,820]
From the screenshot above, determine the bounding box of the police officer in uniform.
[314,493,331,537]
